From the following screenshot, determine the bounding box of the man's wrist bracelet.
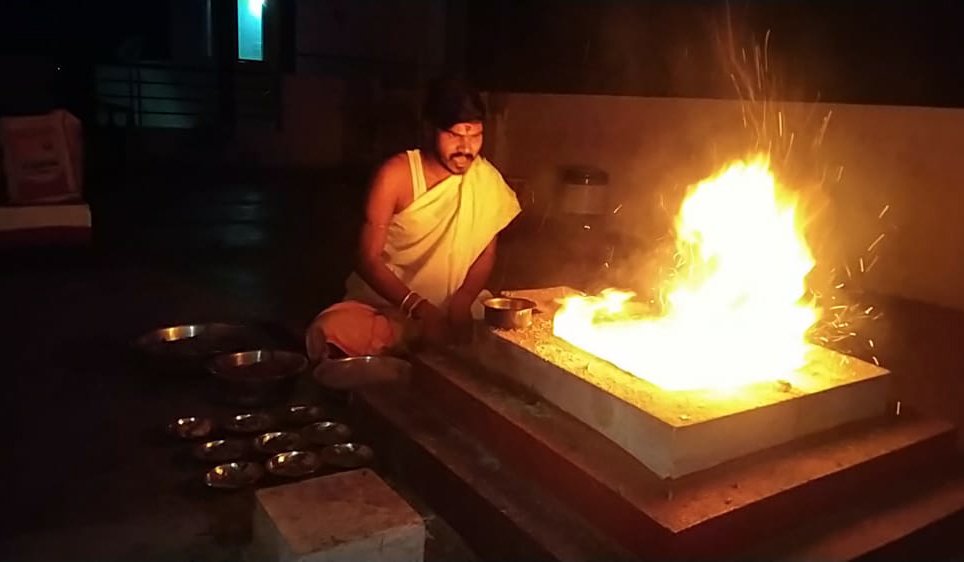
[399,290,418,313]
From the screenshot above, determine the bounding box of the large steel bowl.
[207,349,308,406]
[208,350,308,381]
[134,323,270,375]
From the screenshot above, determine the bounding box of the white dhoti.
[307,150,520,359]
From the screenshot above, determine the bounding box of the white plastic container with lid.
[556,165,609,215]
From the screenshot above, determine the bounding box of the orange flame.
[553,156,820,390]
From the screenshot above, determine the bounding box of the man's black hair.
[422,77,486,131]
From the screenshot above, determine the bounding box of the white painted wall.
[488,93,964,311]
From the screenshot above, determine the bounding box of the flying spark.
[784,133,795,162]
[763,29,771,73]
[867,233,885,252]
[815,110,833,147]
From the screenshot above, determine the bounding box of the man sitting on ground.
[306,78,521,359]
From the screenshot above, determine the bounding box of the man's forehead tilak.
[446,122,484,136]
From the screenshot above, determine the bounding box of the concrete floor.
[0,167,961,560]
[0,170,472,561]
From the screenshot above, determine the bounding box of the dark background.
[3,0,964,115]
[466,0,964,106]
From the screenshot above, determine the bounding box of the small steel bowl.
[207,349,308,382]
[301,421,352,446]
[204,461,264,489]
[312,356,412,390]
[282,404,326,425]
[253,431,304,455]
[320,443,374,469]
[483,297,537,330]
[266,450,323,478]
[193,439,248,463]
[223,412,274,434]
[168,416,215,440]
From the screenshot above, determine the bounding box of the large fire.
[554,156,821,391]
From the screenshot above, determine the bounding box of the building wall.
[488,93,964,312]
[233,74,345,168]
[296,0,446,69]
[230,0,450,169]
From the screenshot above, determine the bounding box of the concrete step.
[404,350,961,559]
[352,383,635,562]
[750,470,964,561]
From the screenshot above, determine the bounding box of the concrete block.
[249,469,425,562]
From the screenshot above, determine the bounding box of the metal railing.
[94,61,281,129]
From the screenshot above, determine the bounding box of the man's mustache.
[450,153,474,160]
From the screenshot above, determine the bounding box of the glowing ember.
[554,156,821,391]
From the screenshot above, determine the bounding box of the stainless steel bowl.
[193,439,248,463]
[223,412,274,434]
[281,404,325,425]
[312,356,412,390]
[266,450,322,478]
[204,461,264,489]
[253,431,304,455]
[208,350,307,406]
[168,416,215,440]
[207,349,308,382]
[483,297,537,330]
[301,421,352,446]
[136,323,267,359]
[320,443,374,469]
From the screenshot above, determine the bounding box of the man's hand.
[447,295,474,345]
[412,300,450,347]
[446,238,496,345]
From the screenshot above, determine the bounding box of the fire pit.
[467,157,893,478]
[471,288,891,478]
